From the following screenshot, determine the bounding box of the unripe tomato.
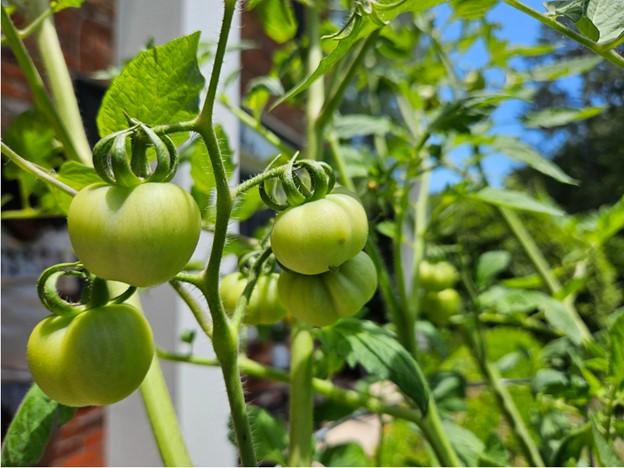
[420,288,462,326]
[418,260,459,292]
[278,251,377,327]
[27,304,154,407]
[220,272,287,325]
[270,190,368,275]
[68,182,201,287]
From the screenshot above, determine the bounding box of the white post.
[106,1,240,466]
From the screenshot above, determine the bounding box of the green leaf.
[529,56,602,81]
[585,0,624,44]
[1,384,76,467]
[478,432,511,467]
[318,442,371,467]
[551,422,592,466]
[544,0,586,22]
[469,187,565,216]
[428,97,494,134]
[475,251,511,289]
[575,17,600,42]
[541,297,585,346]
[588,195,624,245]
[609,313,624,384]
[490,136,578,185]
[522,106,606,128]
[51,161,102,214]
[592,419,624,467]
[97,32,204,138]
[231,189,264,221]
[316,319,430,414]
[442,421,485,467]
[451,0,498,19]
[248,406,289,466]
[477,286,551,315]
[333,114,394,139]
[272,0,443,108]
[251,0,297,44]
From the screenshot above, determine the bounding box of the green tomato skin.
[418,260,459,292]
[220,272,287,325]
[27,304,154,407]
[420,288,462,326]
[68,183,201,287]
[277,251,378,327]
[270,191,368,275]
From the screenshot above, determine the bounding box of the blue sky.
[428,0,555,192]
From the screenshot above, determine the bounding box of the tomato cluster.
[418,260,462,325]
[272,189,377,327]
[27,303,154,407]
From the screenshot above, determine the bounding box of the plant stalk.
[418,401,462,467]
[30,0,92,165]
[305,0,324,160]
[140,355,194,467]
[288,322,315,467]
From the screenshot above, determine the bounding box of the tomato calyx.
[93,117,178,187]
[259,154,335,211]
[37,262,137,317]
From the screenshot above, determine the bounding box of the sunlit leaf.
[250,0,297,44]
[585,0,624,44]
[469,187,565,216]
[316,319,430,414]
[522,106,606,128]
[490,136,578,185]
[97,33,204,138]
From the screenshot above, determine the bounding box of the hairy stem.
[1,142,77,196]
[192,1,257,466]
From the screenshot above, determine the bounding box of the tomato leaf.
[318,442,371,467]
[250,0,297,44]
[592,419,624,467]
[475,251,511,290]
[469,187,565,216]
[489,136,578,185]
[97,32,204,138]
[316,319,430,414]
[522,106,606,129]
[1,384,76,467]
[585,0,624,44]
[272,0,443,109]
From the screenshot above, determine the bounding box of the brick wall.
[1,2,115,467]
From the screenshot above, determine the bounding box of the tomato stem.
[288,321,315,467]
[191,1,258,466]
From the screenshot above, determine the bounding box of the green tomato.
[418,260,459,292]
[220,272,287,325]
[270,190,368,275]
[68,182,201,287]
[278,251,377,327]
[27,303,154,407]
[420,288,462,326]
